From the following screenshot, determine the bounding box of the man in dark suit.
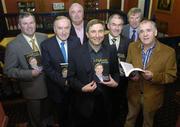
[122,7,143,42]
[41,16,80,127]
[104,13,130,126]
[68,19,119,127]
[3,12,48,127]
[69,3,87,45]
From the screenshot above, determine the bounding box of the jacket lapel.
[82,44,93,72]
[52,37,65,63]
[146,41,160,69]
[136,42,143,68]
[18,34,33,54]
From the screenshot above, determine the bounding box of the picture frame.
[53,2,64,11]
[156,0,174,13]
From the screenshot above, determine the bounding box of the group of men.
[3,2,177,127]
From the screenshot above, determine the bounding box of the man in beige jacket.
[124,19,177,127]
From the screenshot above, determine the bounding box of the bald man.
[69,3,87,45]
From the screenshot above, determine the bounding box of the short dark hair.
[86,19,105,32]
[18,12,35,23]
[107,13,124,24]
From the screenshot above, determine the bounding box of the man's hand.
[81,81,97,92]
[130,72,140,81]
[32,69,41,77]
[101,75,118,87]
[142,70,153,81]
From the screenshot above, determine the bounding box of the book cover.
[120,61,145,77]
[24,51,42,71]
[60,63,68,78]
[93,58,110,82]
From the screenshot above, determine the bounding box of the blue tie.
[60,42,67,62]
[131,29,136,42]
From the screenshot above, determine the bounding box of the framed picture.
[156,0,174,13]
[53,2,64,11]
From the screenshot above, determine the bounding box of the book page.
[120,61,145,77]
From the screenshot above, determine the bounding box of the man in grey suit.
[3,12,48,127]
[122,7,143,42]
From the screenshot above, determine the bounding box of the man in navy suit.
[69,3,87,45]
[41,16,80,127]
[68,19,119,127]
[104,13,131,126]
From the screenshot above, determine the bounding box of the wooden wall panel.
[151,0,180,36]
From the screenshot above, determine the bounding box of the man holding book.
[41,16,80,127]
[124,19,177,127]
[3,12,48,127]
[104,13,130,126]
[68,19,119,127]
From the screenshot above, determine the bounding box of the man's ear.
[18,24,20,29]
[107,23,110,29]
[86,32,89,38]
[154,29,158,36]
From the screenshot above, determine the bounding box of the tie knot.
[30,39,35,43]
[133,29,136,33]
[61,42,65,46]
[112,38,116,44]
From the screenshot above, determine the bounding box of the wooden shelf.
[17,1,35,12]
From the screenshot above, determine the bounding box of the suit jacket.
[68,42,119,118]
[126,40,177,112]
[41,35,80,103]
[122,24,139,42]
[3,32,48,99]
[122,24,130,40]
[70,21,88,45]
[104,34,130,81]
[104,34,130,62]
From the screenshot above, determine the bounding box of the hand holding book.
[141,70,153,81]
[120,61,145,77]
[101,75,118,87]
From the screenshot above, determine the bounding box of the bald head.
[69,3,84,25]
[69,3,83,12]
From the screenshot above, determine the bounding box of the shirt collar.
[141,42,156,52]
[88,41,103,53]
[23,34,36,43]
[108,34,120,44]
[72,21,84,30]
[130,27,138,32]
[56,36,67,45]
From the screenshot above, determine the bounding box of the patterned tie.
[60,42,67,62]
[131,29,136,42]
[30,39,39,52]
[111,38,116,44]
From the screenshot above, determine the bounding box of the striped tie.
[131,29,136,42]
[30,39,39,52]
[60,42,67,62]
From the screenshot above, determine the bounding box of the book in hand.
[24,51,42,71]
[120,61,145,77]
[60,63,68,78]
[93,58,110,82]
